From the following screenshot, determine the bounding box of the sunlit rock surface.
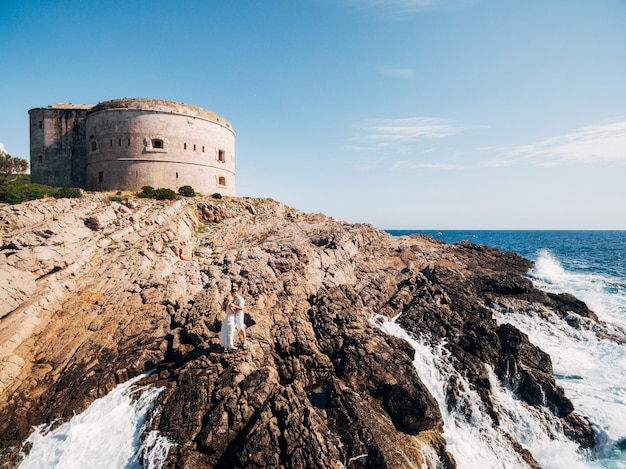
[0,194,598,467]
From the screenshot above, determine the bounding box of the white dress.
[219,308,236,348]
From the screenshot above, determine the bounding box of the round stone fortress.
[29,98,235,196]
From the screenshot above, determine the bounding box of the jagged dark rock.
[0,194,610,467]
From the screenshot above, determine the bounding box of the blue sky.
[1,0,625,229]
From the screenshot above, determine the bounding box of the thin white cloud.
[345,116,470,171]
[360,117,467,144]
[375,65,417,78]
[485,120,626,167]
[348,117,626,172]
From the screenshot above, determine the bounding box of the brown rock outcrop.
[0,194,602,467]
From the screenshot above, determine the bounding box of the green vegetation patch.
[0,181,83,205]
[154,188,177,200]
[137,185,178,200]
[178,185,196,197]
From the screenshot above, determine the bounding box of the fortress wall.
[84,100,235,194]
[28,106,92,188]
[28,98,236,195]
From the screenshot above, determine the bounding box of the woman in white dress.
[219,295,237,351]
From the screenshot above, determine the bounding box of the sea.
[15,231,626,468]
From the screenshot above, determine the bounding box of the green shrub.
[178,185,196,197]
[154,188,177,200]
[24,184,52,200]
[211,192,223,199]
[110,196,124,203]
[0,185,24,204]
[138,186,155,198]
[0,183,58,204]
[54,187,82,199]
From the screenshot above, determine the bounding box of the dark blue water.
[386,230,626,280]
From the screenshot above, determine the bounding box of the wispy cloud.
[485,120,626,167]
[357,117,467,145]
[346,116,469,171]
[375,65,417,78]
[348,116,626,173]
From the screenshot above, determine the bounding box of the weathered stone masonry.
[29,98,236,195]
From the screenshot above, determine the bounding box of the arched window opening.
[217,149,225,162]
[184,143,187,150]
[202,146,205,153]
[176,172,179,179]
[91,141,97,151]
[98,171,104,183]
[128,138,131,146]
[193,144,197,151]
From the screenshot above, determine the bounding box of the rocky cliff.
[0,194,604,467]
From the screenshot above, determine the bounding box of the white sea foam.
[370,313,592,469]
[529,249,626,330]
[493,249,626,468]
[18,373,171,469]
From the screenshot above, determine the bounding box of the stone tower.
[28,104,93,188]
[28,98,236,196]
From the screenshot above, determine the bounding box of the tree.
[0,150,29,184]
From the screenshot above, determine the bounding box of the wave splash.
[529,249,626,330]
[371,313,592,469]
[17,373,171,469]
[493,249,626,468]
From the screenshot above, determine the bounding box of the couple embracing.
[220,287,248,351]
